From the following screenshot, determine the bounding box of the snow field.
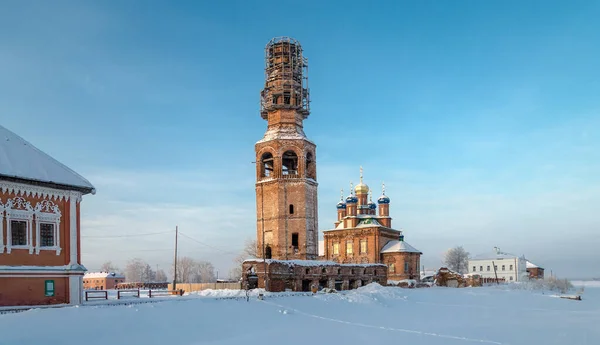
[1,283,598,345]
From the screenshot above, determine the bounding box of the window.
[404,262,409,273]
[389,263,395,273]
[509,265,513,271]
[261,152,274,177]
[502,265,505,271]
[360,239,367,254]
[11,220,27,246]
[5,197,34,254]
[34,199,62,254]
[265,246,272,259]
[289,204,294,214]
[480,266,483,271]
[510,276,513,281]
[346,240,353,255]
[40,223,55,247]
[333,243,340,255]
[281,150,298,175]
[472,266,476,272]
[494,265,498,270]
[291,233,299,249]
[487,266,490,271]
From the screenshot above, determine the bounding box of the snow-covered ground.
[2,283,599,345]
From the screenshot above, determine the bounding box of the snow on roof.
[243,259,386,267]
[356,218,382,228]
[318,240,324,256]
[256,126,314,145]
[0,125,95,193]
[83,272,125,279]
[526,261,542,269]
[380,240,422,254]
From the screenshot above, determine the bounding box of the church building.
[322,169,422,281]
[0,125,95,306]
[243,37,388,292]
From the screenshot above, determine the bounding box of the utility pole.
[173,226,178,291]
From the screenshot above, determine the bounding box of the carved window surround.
[5,197,34,254]
[34,200,62,255]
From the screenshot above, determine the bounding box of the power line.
[82,230,173,239]
[178,232,238,255]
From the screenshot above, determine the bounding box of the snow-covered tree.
[124,258,155,282]
[100,261,120,273]
[444,246,470,274]
[155,269,168,282]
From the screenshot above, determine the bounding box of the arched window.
[305,152,316,179]
[289,204,294,214]
[282,150,298,175]
[261,152,274,177]
[265,246,272,259]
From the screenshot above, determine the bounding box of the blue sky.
[1,0,599,279]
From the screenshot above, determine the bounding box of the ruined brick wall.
[242,260,388,292]
[382,252,421,281]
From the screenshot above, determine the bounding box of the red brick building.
[83,272,125,290]
[0,125,95,306]
[322,172,422,281]
[526,261,545,279]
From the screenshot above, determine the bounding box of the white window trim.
[35,200,62,255]
[0,199,5,253]
[5,197,34,254]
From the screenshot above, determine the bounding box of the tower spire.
[340,188,344,201]
[350,181,354,195]
[360,166,364,184]
[382,181,386,195]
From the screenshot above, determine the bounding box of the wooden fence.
[167,282,241,292]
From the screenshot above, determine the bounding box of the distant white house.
[468,247,529,282]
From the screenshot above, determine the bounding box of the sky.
[1,0,599,279]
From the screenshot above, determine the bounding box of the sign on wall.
[45,280,55,297]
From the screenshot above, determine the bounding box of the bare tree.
[195,261,215,283]
[444,246,470,274]
[100,261,120,273]
[155,269,168,282]
[229,238,257,280]
[125,258,156,282]
[173,256,196,283]
[172,257,216,283]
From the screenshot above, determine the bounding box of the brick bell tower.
[255,37,318,261]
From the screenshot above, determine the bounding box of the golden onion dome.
[354,183,369,194]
